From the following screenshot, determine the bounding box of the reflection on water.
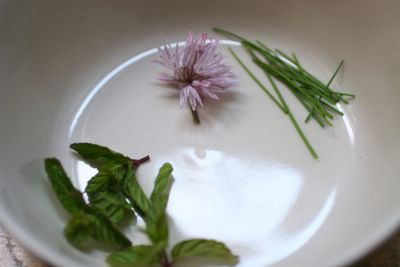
[338,104,356,146]
[76,160,97,192]
[168,148,303,241]
[239,190,336,266]
[74,147,337,267]
[162,148,337,266]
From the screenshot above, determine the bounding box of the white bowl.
[1,0,400,266]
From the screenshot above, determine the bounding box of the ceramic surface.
[0,0,399,267]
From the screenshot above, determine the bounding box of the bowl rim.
[0,196,400,267]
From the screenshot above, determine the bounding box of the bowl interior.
[0,0,400,267]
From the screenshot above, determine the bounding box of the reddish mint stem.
[161,251,172,267]
[132,155,150,168]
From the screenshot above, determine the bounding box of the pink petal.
[156,31,237,109]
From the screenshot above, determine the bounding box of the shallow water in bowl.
[1,1,400,267]
[67,42,356,266]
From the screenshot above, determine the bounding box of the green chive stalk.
[216,28,355,159]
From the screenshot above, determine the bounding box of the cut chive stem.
[287,108,319,159]
[215,28,355,159]
[254,59,326,109]
[231,46,319,159]
[292,53,306,77]
[326,60,344,87]
[256,40,274,53]
[228,48,287,113]
[321,101,344,116]
[275,49,295,63]
[267,71,319,159]
[305,112,313,123]
[265,73,287,113]
[213,28,248,43]
[336,92,356,97]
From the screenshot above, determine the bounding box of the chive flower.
[156,32,237,123]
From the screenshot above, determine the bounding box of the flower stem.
[132,155,150,168]
[190,106,200,125]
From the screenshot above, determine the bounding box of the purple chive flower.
[156,32,237,123]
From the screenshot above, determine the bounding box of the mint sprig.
[107,244,163,267]
[122,166,152,218]
[70,142,131,169]
[171,239,239,264]
[44,158,131,249]
[64,210,132,249]
[45,158,87,213]
[144,164,172,246]
[88,191,133,225]
[45,143,239,266]
[150,163,174,210]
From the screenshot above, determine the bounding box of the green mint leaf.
[89,210,132,248]
[65,209,131,249]
[88,191,133,225]
[171,239,239,265]
[145,203,169,246]
[70,143,130,169]
[85,163,127,195]
[107,163,129,182]
[107,245,162,267]
[85,168,114,194]
[150,163,174,211]
[123,165,152,218]
[44,158,86,213]
[86,164,134,224]
[144,163,174,246]
[64,211,93,248]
